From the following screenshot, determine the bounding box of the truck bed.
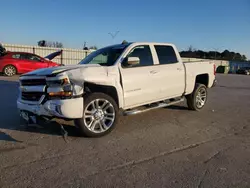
[184,61,215,95]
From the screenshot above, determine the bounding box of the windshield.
[79,44,130,66]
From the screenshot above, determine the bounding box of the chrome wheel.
[4,65,16,76]
[196,87,207,108]
[83,99,115,133]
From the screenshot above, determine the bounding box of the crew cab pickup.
[17,42,216,137]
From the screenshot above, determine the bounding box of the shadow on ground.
[0,131,23,142]
[166,105,189,111]
[0,80,81,139]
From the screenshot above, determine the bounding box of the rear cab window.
[154,45,178,65]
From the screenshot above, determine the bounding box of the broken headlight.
[46,78,70,87]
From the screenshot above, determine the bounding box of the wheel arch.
[84,82,122,108]
[195,74,209,87]
[185,72,211,95]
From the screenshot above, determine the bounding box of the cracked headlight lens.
[46,78,70,86]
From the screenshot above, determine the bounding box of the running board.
[123,98,184,116]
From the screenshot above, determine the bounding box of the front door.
[14,54,33,73]
[119,45,159,109]
[22,54,48,72]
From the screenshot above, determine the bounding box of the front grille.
[21,79,46,86]
[21,92,44,101]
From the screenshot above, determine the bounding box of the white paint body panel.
[184,61,215,94]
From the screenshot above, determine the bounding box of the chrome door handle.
[150,70,158,74]
[177,68,182,71]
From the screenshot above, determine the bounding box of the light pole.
[108,31,120,44]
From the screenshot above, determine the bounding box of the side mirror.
[127,57,140,66]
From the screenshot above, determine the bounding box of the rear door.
[152,45,185,99]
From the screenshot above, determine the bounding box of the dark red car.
[0,51,60,76]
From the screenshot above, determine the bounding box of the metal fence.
[182,57,229,65]
[182,57,250,71]
[3,43,94,65]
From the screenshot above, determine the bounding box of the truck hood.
[21,64,101,76]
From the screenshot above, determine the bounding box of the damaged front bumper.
[17,97,83,120]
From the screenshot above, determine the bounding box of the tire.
[3,65,17,77]
[74,93,119,137]
[186,83,207,111]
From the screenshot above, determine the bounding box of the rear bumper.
[17,97,83,119]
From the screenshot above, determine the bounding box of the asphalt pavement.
[0,74,249,188]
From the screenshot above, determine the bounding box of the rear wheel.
[75,93,118,137]
[4,65,17,76]
[186,83,207,111]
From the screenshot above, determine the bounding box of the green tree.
[242,55,247,61]
[38,40,63,48]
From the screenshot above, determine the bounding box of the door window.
[88,53,108,64]
[12,54,21,59]
[154,45,178,64]
[123,45,154,67]
[30,55,42,62]
[21,54,42,62]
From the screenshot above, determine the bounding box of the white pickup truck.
[17,42,216,137]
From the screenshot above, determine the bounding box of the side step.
[123,97,184,116]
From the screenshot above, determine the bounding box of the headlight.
[47,78,73,98]
[46,78,70,86]
[48,85,73,98]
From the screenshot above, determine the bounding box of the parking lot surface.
[0,74,249,188]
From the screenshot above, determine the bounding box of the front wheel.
[186,83,207,111]
[75,93,119,137]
